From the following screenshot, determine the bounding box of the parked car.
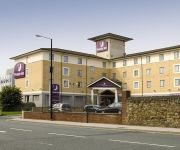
[83,105,102,113]
[51,103,71,112]
[102,102,121,113]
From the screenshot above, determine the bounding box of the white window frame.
[123,60,127,66]
[77,70,82,77]
[146,56,151,63]
[146,68,151,76]
[63,55,68,63]
[89,66,95,72]
[159,67,165,74]
[77,81,82,88]
[133,69,139,77]
[146,81,151,88]
[134,58,138,65]
[174,51,179,59]
[133,81,139,89]
[112,73,116,79]
[77,58,82,64]
[159,54,164,61]
[63,79,69,88]
[63,67,69,76]
[102,62,106,68]
[112,62,116,68]
[174,78,180,87]
[160,80,165,87]
[174,64,180,73]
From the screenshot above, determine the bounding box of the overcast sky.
[1,0,180,74]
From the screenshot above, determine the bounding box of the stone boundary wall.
[125,96,180,128]
[23,111,122,124]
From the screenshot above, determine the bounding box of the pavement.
[11,116,180,134]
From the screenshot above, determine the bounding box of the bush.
[22,102,36,111]
[0,86,22,111]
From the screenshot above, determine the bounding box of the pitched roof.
[10,48,108,60]
[87,77,121,88]
[88,33,133,42]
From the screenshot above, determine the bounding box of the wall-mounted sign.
[52,84,60,104]
[96,41,108,52]
[14,62,26,79]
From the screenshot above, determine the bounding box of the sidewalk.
[11,118,180,134]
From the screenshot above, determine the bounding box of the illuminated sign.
[14,62,26,79]
[96,41,108,52]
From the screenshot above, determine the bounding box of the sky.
[0,0,180,74]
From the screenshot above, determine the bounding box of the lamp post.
[35,35,53,120]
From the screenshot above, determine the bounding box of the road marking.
[109,139,176,148]
[48,133,86,138]
[0,131,6,133]
[38,142,53,146]
[10,128,32,132]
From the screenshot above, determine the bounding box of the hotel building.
[10,33,180,107]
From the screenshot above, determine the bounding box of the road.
[0,116,180,150]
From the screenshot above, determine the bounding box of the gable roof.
[87,77,121,88]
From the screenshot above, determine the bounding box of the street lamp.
[35,34,53,120]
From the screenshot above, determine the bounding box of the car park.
[83,105,102,113]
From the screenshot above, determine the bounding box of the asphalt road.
[0,116,180,150]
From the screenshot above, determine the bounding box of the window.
[90,77,94,83]
[112,73,116,80]
[174,51,179,59]
[25,80,29,87]
[133,70,139,77]
[146,69,151,75]
[89,66,95,72]
[77,58,82,64]
[122,83,127,90]
[146,56,151,63]
[174,64,180,73]
[49,53,54,61]
[123,71,127,78]
[63,56,68,63]
[63,80,69,88]
[63,67,69,76]
[134,58,138,65]
[112,62,116,68]
[133,81,139,89]
[25,68,29,76]
[33,95,39,102]
[123,60,127,66]
[175,78,180,86]
[147,81,151,88]
[102,73,106,77]
[160,80,165,87]
[102,62,106,68]
[159,67,164,74]
[159,54,164,61]
[77,70,82,77]
[77,82,82,88]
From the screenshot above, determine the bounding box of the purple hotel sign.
[52,84,60,104]
[96,41,108,52]
[14,62,26,79]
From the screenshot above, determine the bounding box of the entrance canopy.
[87,77,121,105]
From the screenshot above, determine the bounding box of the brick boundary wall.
[23,111,122,124]
[125,96,180,128]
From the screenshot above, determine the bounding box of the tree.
[0,86,23,111]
